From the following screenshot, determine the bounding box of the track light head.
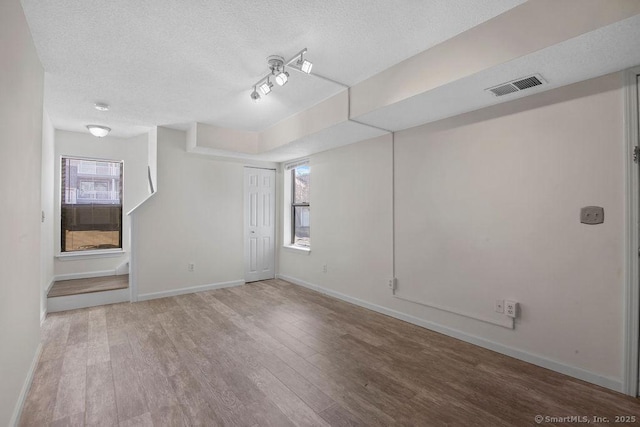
[259,79,273,95]
[275,70,289,86]
[298,58,313,74]
[250,88,261,103]
[295,51,313,74]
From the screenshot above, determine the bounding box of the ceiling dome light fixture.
[86,125,111,138]
[249,48,313,102]
[94,103,110,111]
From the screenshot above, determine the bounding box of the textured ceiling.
[20,0,525,137]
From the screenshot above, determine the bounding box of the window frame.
[291,165,311,248]
[60,155,124,253]
[282,159,311,249]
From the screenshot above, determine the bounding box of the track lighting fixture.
[297,51,313,74]
[250,86,261,103]
[299,59,313,74]
[275,69,289,86]
[249,48,313,102]
[259,78,273,95]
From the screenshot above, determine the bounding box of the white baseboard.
[10,342,42,427]
[115,260,129,276]
[41,279,54,325]
[137,279,245,301]
[276,274,623,393]
[54,270,117,282]
[45,278,55,294]
[48,288,130,313]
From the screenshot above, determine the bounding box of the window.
[61,157,123,252]
[291,164,310,247]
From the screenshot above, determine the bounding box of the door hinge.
[634,146,640,164]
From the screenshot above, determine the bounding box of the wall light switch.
[580,206,604,225]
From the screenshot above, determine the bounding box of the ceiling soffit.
[187,0,640,161]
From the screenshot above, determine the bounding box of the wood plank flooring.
[23,279,640,426]
[48,275,129,298]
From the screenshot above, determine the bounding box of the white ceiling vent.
[486,74,546,97]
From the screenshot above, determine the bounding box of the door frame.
[243,166,277,282]
[624,66,640,396]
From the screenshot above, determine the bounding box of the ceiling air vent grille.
[486,74,546,97]
[489,84,518,97]
[512,76,542,90]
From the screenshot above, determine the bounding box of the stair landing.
[48,275,129,298]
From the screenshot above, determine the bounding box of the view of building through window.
[61,157,123,252]
[292,165,310,247]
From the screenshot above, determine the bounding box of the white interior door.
[244,167,276,282]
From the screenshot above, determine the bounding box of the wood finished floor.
[22,279,640,426]
[48,275,129,298]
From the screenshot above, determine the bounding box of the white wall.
[278,133,394,311]
[279,72,627,390]
[394,72,625,383]
[41,111,55,317]
[0,0,44,424]
[53,130,149,277]
[132,127,254,298]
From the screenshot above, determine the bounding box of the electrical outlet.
[505,300,518,318]
[322,264,327,273]
[495,299,504,313]
[388,278,397,291]
[188,262,195,272]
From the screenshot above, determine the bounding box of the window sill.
[282,245,311,254]
[56,249,126,261]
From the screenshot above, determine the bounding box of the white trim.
[10,343,42,427]
[45,278,55,294]
[127,192,156,216]
[53,270,118,282]
[56,249,125,260]
[115,260,129,276]
[393,292,514,329]
[623,66,640,397]
[137,279,245,301]
[129,213,139,302]
[284,158,310,170]
[47,288,130,313]
[277,274,623,393]
[282,245,311,254]
[41,279,54,325]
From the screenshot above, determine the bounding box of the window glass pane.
[293,165,310,204]
[61,157,123,252]
[293,206,310,247]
